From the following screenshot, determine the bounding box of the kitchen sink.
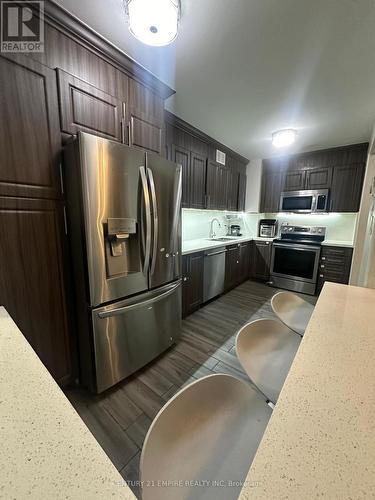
[207,237,237,241]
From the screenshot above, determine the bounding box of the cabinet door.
[57,69,125,142]
[182,253,204,318]
[225,245,240,291]
[305,167,332,189]
[227,170,239,211]
[260,168,283,212]
[190,152,207,209]
[0,197,72,384]
[330,164,365,212]
[0,55,61,199]
[283,170,306,191]
[206,160,219,209]
[251,241,272,281]
[237,172,247,211]
[239,242,250,283]
[128,79,164,154]
[217,165,229,210]
[172,144,191,208]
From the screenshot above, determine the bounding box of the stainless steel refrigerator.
[64,132,182,393]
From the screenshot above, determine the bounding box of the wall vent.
[216,149,226,165]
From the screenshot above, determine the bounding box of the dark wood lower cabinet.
[182,252,204,318]
[0,197,72,384]
[251,241,272,281]
[316,245,353,294]
[225,242,251,292]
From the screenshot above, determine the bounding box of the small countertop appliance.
[259,219,277,238]
[229,224,242,237]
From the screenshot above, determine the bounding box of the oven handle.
[273,242,321,252]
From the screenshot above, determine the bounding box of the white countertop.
[321,239,354,248]
[240,283,375,499]
[182,236,353,255]
[0,307,135,500]
[182,236,272,255]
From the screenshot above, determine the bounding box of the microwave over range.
[279,189,329,213]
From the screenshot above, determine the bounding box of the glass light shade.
[272,129,297,148]
[127,0,179,46]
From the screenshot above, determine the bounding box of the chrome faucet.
[209,218,221,238]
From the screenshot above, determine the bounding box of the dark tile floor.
[65,280,316,498]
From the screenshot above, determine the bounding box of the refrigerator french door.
[64,132,182,393]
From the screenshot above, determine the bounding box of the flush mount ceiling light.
[125,0,180,46]
[272,129,297,148]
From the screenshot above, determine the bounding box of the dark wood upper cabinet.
[0,197,72,384]
[128,79,164,154]
[57,69,125,142]
[260,166,283,212]
[237,172,247,211]
[206,161,228,210]
[227,169,239,211]
[305,166,333,189]
[283,170,306,191]
[182,252,204,318]
[330,164,365,212]
[189,152,207,209]
[261,144,368,213]
[171,144,191,208]
[251,241,272,281]
[0,55,61,199]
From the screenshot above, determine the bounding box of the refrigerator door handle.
[140,166,152,274]
[98,280,181,318]
[147,167,159,275]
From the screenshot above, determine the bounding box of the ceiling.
[55,0,375,160]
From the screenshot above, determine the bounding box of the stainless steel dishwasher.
[203,247,226,302]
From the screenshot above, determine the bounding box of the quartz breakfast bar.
[0,307,135,500]
[239,282,375,499]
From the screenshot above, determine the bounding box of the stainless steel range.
[269,223,326,295]
[64,132,182,393]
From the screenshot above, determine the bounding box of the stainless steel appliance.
[259,219,277,238]
[229,225,242,237]
[203,247,226,302]
[269,223,326,295]
[64,132,182,393]
[279,189,329,213]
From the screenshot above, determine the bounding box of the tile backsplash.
[182,209,358,243]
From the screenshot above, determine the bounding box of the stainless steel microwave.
[279,189,329,213]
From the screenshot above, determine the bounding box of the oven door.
[271,242,321,284]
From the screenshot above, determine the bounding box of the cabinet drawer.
[317,246,353,294]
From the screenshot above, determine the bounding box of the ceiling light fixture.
[125,0,180,47]
[272,129,297,148]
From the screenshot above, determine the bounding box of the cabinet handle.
[183,277,188,282]
[321,257,326,261]
[266,241,270,245]
[319,274,324,278]
[320,264,325,269]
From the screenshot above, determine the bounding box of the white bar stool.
[271,291,314,336]
[236,319,301,404]
[140,374,271,500]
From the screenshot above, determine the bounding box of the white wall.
[245,159,262,213]
[350,155,375,286]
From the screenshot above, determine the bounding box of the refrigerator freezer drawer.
[91,280,182,393]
